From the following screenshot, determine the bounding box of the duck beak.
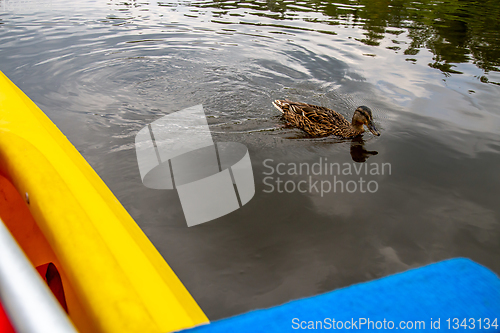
[367,122,380,136]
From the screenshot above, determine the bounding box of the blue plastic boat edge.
[183,258,500,332]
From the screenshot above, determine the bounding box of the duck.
[272,99,381,138]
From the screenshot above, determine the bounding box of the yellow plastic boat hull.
[0,71,208,333]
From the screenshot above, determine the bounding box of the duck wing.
[290,103,351,128]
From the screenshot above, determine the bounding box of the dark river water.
[1,0,499,320]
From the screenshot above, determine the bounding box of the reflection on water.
[1,0,499,321]
[350,137,378,162]
[194,0,500,79]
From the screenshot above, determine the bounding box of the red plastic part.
[0,300,16,333]
[36,263,68,313]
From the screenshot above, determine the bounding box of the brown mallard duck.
[272,100,381,138]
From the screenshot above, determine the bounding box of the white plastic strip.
[0,219,78,333]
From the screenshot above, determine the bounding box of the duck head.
[352,106,380,136]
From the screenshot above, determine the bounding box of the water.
[1,0,499,320]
